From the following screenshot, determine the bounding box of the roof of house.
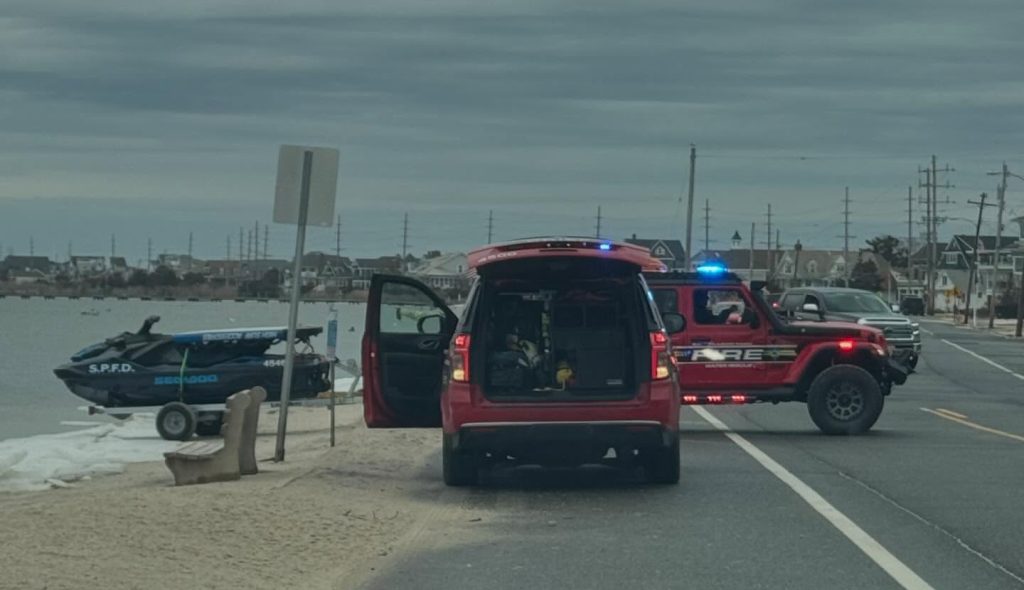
[950,234,1020,251]
[625,236,687,261]
[410,252,468,277]
[356,256,403,269]
[2,255,52,272]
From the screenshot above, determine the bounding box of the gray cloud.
[2,0,1023,259]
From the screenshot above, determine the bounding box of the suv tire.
[807,365,884,435]
[442,434,478,487]
[646,434,681,484]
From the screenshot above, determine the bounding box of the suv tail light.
[451,333,470,382]
[650,331,671,380]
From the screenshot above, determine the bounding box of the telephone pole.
[919,156,954,315]
[254,221,260,261]
[263,224,269,261]
[226,235,232,260]
[842,187,854,287]
[595,206,603,238]
[29,236,34,256]
[335,214,342,258]
[147,238,153,271]
[401,213,409,273]
[187,232,194,272]
[749,223,756,280]
[684,145,697,268]
[703,199,711,252]
[986,163,1008,329]
[765,204,773,280]
[906,186,913,274]
[965,193,994,325]
[110,234,116,257]
[239,227,244,263]
[487,210,494,244]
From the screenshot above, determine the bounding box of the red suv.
[362,238,682,486]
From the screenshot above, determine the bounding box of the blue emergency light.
[598,243,612,251]
[696,263,728,275]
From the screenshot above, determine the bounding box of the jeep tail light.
[838,339,854,351]
[650,331,671,380]
[451,333,470,382]
[683,395,698,403]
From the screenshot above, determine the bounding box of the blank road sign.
[273,145,339,227]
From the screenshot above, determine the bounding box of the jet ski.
[53,316,332,408]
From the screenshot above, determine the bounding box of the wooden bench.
[164,392,249,486]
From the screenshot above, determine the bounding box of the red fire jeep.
[362,238,682,486]
[645,265,909,435]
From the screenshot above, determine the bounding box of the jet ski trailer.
[54,316,333,440]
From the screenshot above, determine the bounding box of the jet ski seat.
[164,391,250,486]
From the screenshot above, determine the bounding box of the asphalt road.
[362,322,1024,590]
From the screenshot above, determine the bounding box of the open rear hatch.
[473,257,648,402]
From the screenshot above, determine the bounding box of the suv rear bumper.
[452,420,676,453]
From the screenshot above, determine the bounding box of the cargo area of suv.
[475,259,647,402]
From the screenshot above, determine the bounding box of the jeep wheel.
[807,365,884,435]
[646,434,681,484]
[442,434,478,487]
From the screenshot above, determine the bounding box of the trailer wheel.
[195,412,224,437]
[156,402,197,441]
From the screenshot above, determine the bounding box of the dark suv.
[779,287,921,369]
[361,238,682,486]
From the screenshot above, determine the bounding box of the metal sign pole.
[327,308,338,448]
[274,150,313,462]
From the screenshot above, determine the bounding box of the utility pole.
[685,145,697,268]
[263,225,269,261]
[239,227,244,263]
[765,204,773,282]
[147,238,153,271]
[227,235,231,260]
[401,213,409,273]
[254,221,260,261]
[487,210,494,244]
[842,187,853,288]
[335,214,342,258]
[187,232,194,272]
[749,223,755,281]
[29,236,34,256]
[110,234,116,258]
[986,163,1008,329]
[595,206,603,238]
[965,194,993,325]
[906,186,913,275]
[919,156,954,315]
[703,199,711,252]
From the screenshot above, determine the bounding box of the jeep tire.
[807,365,884,435]
[646,433,681,484]
[442,434,478,487]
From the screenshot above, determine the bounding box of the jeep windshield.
[823,292,892,314]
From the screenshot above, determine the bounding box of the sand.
[0,403,447,590]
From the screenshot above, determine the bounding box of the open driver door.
[363,274,457,427]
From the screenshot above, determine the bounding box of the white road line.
[940,339,1024,381]
[691,406,934,590]
[920,327,934,336]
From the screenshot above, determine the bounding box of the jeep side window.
[693,288,752,326]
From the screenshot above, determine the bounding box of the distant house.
[690,248,776,283]
[70,256,107,277]
[9,269,48,285]
[352,256,403,289]
[108,257,130,278]
[773,248,850,289]
[625,236,687,271]
[155,254,205,275]
[1,255,54,277]
[409,253,469,292]
[301,252,354,291]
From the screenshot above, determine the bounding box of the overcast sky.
[2,0,1023,262]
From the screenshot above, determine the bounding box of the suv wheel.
[807,365,884,435]
[646,434,680,484]
[442,434,478,487]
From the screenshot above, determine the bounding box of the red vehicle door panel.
[673,286,770,390]
[363,274,457,428]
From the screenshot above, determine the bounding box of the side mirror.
[662,312,687,334]
[416,314,443,335]
[802,303,820,313]
[891,304,901,313]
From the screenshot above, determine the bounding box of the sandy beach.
[0,403,448,590]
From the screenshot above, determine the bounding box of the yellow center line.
[921,408,1024,443]
[934,408,967,419]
